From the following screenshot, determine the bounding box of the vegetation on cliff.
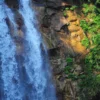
[64,0,100,99]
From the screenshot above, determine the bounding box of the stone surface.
[38,6,88,99]
[5,0,19,9]
[3,0,86,100]
[51,12,68,31]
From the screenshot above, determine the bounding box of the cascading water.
[0,1,21,100]
[18,0,56,99]
[0,0,56,100]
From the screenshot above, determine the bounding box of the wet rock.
[51,12,68,31]
[15,12,24,29]
[42,15,51,28]
[16,43,24,55]
[33,6,45,26]
[48,47,60,57]
[32,0,45,4]
[5,0,19,9]
[46,0,62,8]
[46,8,56,15]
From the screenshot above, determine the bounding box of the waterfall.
[0,2,21,100]
[0,0,56,100]
[18,0,56,99]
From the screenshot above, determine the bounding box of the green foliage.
[82,4,96,14]
[70,5,78,11]
[65,57,73,75]
[63,10,67,17]
[81,37,90,48]
[92,34,100,45]
[79,3,100,99]
[80,20,89,32]
[66,57,73,63]
[63,8,69,17]
[63,6,78,16]
[64,2,100,99]
[79,44,100,99]
[65,57,78,80]
[80,14,100,34]
[95,0,100,5]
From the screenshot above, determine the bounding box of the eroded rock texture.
[33,1,89,100]
[4,0,88,100]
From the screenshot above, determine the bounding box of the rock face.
[32,1,81,100]
[33,1,89,100]
[60,10,89,58]
[35,0,88,57]
[5,0,87,100]
[32,2,83,100]
[5,0,19,9]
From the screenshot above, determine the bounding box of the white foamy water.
[0,2,21,100]
[19,0,56,100]
[0,0,56,100]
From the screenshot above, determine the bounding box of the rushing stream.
[0,0,56,100]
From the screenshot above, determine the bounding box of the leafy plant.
[79,3,100,99]
[63,5,78,16]
[65,57,79,80]
[66,57,73,63]
[64,2,100,99]
[63,8,70,17]
[70,5,78,11]
[80,20,89,32]
[82,4,96,15]
[81,37,90,48]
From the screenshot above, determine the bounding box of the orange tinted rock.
[70,20,80,25]
[67,16,77,22]
[70,39,77,46]
[77,29,85,39]
[71,33,81,42]
[67,11,74,17]
[60,17,68,24]
[68,25,80,32]
[60,35,87,55]
[70,30,85,41]
[72,42,87,54]
[61,2,71,6]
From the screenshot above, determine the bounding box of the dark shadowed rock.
[42,15,51,28]
[5,0,19,9]
[32,0,45,5]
